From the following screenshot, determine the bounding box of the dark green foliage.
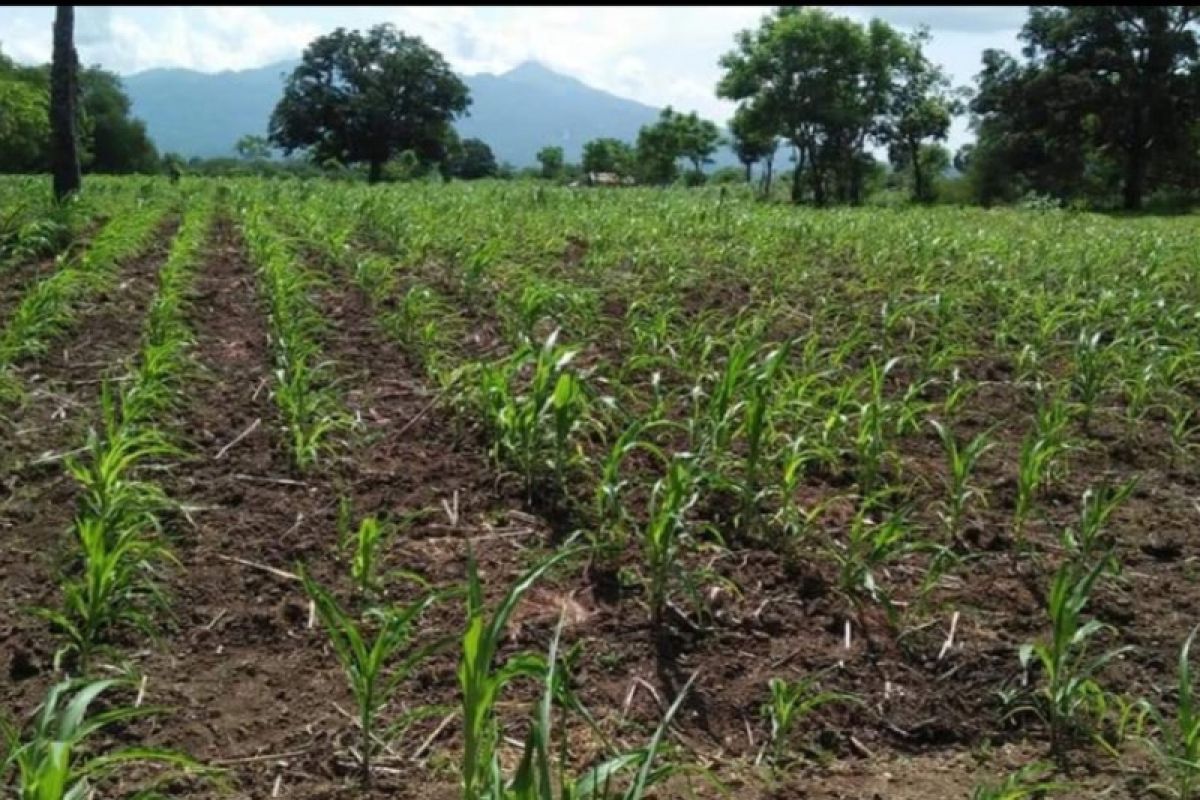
[269,24,470,183]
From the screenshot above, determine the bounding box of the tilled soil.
[2,216,1197,800]
[1,216,178,704]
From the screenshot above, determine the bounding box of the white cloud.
[0,5,1027,149]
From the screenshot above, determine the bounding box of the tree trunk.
[1122,143,1146,211]
[50,5,81,202]
[763,155,774,199]
[744,161,752,183]
[911,141,927,204]
[849,154,863,206]
[809,152,826,207]
[368,158,384,184]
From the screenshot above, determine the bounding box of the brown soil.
[2,214,1194,800]
[1,216,178,700]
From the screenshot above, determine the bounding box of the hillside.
[121,59,744,168]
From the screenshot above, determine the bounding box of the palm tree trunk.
[51,5,81,202]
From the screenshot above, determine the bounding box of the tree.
[634,107,722,185]
[1023,6,1200,210]
[447,137,497,179]
[0,48,157,175]
[971,7,1200,210]
[536,145,564,179]
[729,102,777,185]
[79,68,158,173]
[581,137,634,176]
[235,134,271,161]
[718,8,943,206]
[879,29,964,203]
[50,5,81,200]
[0,61,49,171]
[269,24,470,184]
[668,108,722,176]
[634,112,680,185]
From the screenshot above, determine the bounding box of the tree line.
[19,6,1200,210]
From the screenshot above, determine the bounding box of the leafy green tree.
[269,24,470,184]
[635,107,722,185]
[971,7,1200,210]
[879,28,964,202]
[730,102,777,184]
[448,137,498,180]
[79,68,158,173]
[635,112,680,185]
[718,8,913,205]
[1027,6,1199,210]
[0,75,49,172]
[0,47,160,176]
[581,137,634,176]
[536,145,564,179]
[235,134,271,161]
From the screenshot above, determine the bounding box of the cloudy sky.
[0,6,1028,150]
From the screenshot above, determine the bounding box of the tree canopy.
[717,8,960,205]
[536,145,564,179]
[968,6,1200,209]
[446,137,498,180]
[581,137,634,176]
[634,106,723,185]
[269,24,471,183]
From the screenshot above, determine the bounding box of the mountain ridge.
[120,58,742,169]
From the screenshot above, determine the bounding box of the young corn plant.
[477,330,591,502]
[1060,480,1136,566]
[40,515,175,675]
[591,419,669,557]
[1015,559,1132,763]
[301,569,448,789]
[827,501,915,622]
[853,359,899,495]
[239,199,347,471]
[642,455,701,632]
[969,762,1067,800]
[1013,393,1074,542]
[506,613,702,800]
[737,340,792,535]
[1141,625,1200,800]
[0,678,210,798]
[459,543,583,800]
[43,383,179,673]
[930,419,993,542]
[760,673,857,773]
[1070,330,1111,431]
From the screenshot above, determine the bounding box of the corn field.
[3,176,1200,799]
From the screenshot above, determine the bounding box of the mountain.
[120,59,742,169]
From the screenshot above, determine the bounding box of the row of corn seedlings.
[40,192,214,673]
[3,193,218,799]
[235,189,349,471]
[0,185,173,404]
[219,179,1200,793]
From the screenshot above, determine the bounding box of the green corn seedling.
[1061,480,1136,565]
[0,678,209,799]
[642,455,700,631]
[301,569,447,789]
[459,543,583,800]
[507,613,702,800]
[761,673,857,772]
[969,761,1067,800]
[1016,559,1132,761]
[930,420,993,541]
[1142,625,1200,799]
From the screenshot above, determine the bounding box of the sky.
[0,6,1028,151]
